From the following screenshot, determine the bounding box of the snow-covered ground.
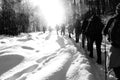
[0,31,117,80]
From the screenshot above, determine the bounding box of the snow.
[0,31,117,80]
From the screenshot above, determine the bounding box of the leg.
[89,37,94,58]
[69,33,71,38]
[57,30,58,35]
[86,36,90,51]
[82,34,86,48]
[95,36,102,64]
[75,33,80,43]
[61,30,62,35]
[63,30,65,35]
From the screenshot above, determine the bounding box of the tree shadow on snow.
[0,55,24,76]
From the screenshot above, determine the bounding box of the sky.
[28,0,66,27]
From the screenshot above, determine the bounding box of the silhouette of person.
[104,3,120,80]
[43,26,46,33]
[67,23,74,38]
[74,18,82,43]
[81,16,89,49]
[55,25,59,35]
[61,24,65,36]
[85,14,105,64]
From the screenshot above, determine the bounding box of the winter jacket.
[81,19,89,34]
[74,19,81,34]
[85,15,105,37]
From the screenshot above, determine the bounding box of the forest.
[0,0,120,36]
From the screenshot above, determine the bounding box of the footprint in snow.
[36,56,49,63]
[36,50,40,52]
[17,38,32,42]
[18,76,27,80]
[21,46,34,50]
[1,41,6,44]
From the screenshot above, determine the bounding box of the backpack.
[109,17,120,48]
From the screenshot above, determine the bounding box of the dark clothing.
[81,19,89,34]
[81,19,89,48]
[61,25,65,35]
[109,46,120,68]
[85,16,104,37]
[74,19,81,43]
[103,15,120,46]
[85,15,105,64]
[110,15,120,48]
[82,34,86,48]
[106,14,120,80]
[106,3,120,79]
[103,17,115,36]
[88,35,102,64]
[75,19,81,33]
[43,26,46,33]
[68,24,74,38]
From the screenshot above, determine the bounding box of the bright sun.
[29,0,65,28]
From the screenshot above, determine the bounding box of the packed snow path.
[0,31,116,80]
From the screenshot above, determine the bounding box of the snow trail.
[0,31,116,80]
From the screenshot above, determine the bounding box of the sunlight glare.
[29,0,65,28]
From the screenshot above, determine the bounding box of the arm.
[81,20,89,33]
[103,18,114,36]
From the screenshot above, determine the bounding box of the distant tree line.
[83,0,120,15]
[0,0,41,36]
[71,0,120,19]
[1,0,119,36]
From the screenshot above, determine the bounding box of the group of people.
[67,14,104,64]
[40,3,120,80]
[67,3,120,80]
[42,24,66,35]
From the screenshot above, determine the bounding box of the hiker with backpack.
[85,14,105,64]
[103,3,120,80]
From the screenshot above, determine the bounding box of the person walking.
[104,3,120,80]
[61,24,66,36]
[67,23,74,38]
[74,18,82,43]
[85,14,105,64]
[55,25,59,35]
[81,16,89,49]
